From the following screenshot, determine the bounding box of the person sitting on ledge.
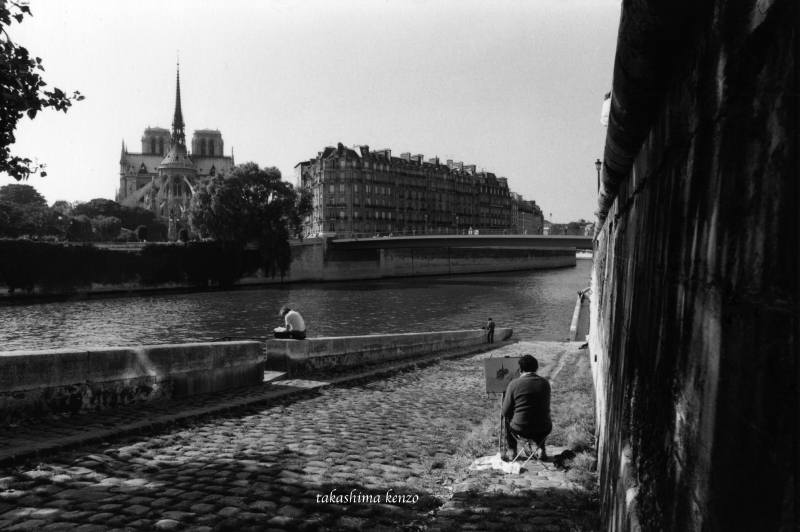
[502,355,552,461]
[274,306,307,340]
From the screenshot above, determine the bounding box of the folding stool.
[510,434,548,471]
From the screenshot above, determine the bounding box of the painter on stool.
[501,355,552,461]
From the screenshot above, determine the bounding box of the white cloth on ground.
[468,453,522,475]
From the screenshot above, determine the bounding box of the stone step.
[263,371,287,383]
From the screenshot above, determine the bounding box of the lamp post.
[455,215,459,235]
[424,214,428,235]
[595,159,602,192]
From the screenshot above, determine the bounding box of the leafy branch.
[1,1,85,180]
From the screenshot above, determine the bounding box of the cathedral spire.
[171,63,186,147]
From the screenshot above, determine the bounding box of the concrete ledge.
[0,341,263,425]
[569,296,582,341]
[264,328,513,377]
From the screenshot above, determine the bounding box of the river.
[0,260,592,352]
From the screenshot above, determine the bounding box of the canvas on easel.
[483,357,521,453]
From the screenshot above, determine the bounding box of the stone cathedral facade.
[116,68,234,238]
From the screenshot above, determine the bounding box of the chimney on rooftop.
[447,159,453,168]
[401,152,411,161]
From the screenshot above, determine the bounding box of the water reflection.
[0,261,591,351]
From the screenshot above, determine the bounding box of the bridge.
[327,234,594,250]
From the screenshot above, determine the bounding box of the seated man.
[501,355,552,461]
[274,306,307,340]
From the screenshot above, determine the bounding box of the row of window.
[323,184,492,204]
[313,170,508,195]
[321,210,475,223]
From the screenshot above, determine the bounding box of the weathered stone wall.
[590,2,794,531]
[265,328,513,377]
[0,341,263,426]
[0,241,575,302]
[287,240,575,282]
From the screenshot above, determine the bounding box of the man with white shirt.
[274,306,307,340]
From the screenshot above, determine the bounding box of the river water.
[0,260,592,352]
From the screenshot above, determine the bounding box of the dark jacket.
[487,320,495,331]
[502,373,552,434]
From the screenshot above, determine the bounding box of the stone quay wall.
[265,328,513,377]
[286,240,575,282]
[0,341,263,426]
[589,2,794,531]
[0,241,574,302]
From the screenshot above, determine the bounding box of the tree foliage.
[1,1,85,180]
[189,162,312,278]
[135,225,147,242]
[0,183,46,206]
[91,216,122,241]
[72,198,165,235]
[0,189,60,238]
[67,214,92,242]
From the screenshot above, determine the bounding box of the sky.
[7,0,620,224]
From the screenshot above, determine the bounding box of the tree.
[113,227,137,242]
[0,183,46,206]
[189,162,312,278]
[135,225,147,242]
[72,198,165,235]
[67,214,92,242]
[1,1,84,180]
[50,199,73,216]
[91,216,121,241]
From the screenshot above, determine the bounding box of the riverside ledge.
[0,341,264,426]
[0,329,511,426]
[265,328,513,377]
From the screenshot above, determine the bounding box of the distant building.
[520,199,544,235]
[116,67,234,229]
[295,143,517,236]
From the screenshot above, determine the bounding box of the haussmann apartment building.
[295,143,540,238]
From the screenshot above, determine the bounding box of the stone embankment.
[0,329,509,425]
[0,338,593,531]
[0,239,575,302]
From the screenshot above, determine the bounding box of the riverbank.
[0,238,575,305]
[0,340,599,532]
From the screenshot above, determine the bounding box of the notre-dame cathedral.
[116,67,234,237]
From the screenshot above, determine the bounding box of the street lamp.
[455,215,459,235]
[424,214,428,235]
[595,159,602,192]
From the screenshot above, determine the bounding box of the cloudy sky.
[8,0,620,223]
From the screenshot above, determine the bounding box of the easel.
[483,356,521,454]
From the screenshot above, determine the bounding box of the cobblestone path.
[0,342,590,531]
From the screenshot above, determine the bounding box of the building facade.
[116,68,234,234]
[296,143,522,237]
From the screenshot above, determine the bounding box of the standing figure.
[486,318,495,343]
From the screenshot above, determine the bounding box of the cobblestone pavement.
[0,341,590,531]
